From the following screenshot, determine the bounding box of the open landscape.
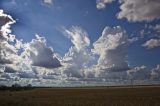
[1,0,160,106]
[0,86,160,106]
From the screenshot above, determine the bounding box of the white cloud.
[64,26,90,52]
[62,26,130,80]
[150,65,160,80]
[96,0,160,22]
[43,0,53,5]
[22,34,61,68]
[0,9,20,64]
[149,24,160,33]
[92,26,129,74]
[1,9,159,86]
[0,10,61,84]
[127,66,150,80]
[0,65,5,73]
[118,0,160,22]
[61,26,153,82]
[142,39,160,49]
[62,26,93,78]
[96,0,115,9]
[0,10,15,37]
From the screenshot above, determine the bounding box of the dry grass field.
[0,86,160,106]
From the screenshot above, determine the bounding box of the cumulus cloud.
[127,66,150,80]
[0,10,16,43]
[1,9,159,86]
[142,39,160,49]
[62,26,93,78]
[96,0,160,22]
[150,65,160,80]
[22,35,61,68]
[0,9,19,64]
[0,9,62,85]
[96,0,115,9]
[118,0,160,22]
[62,26,130,80]
[92,26,129,74]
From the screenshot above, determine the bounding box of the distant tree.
[26,84,32,88]
[0,84,7,87]
[11,83,21,88]
[0,85,7,90]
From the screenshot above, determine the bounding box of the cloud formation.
[150,65,160,80]
[96,0,160,22]
[0,9,62,85]
[22,35,61,68]
[93,26,129,72]
[96,0,115,9]
[0,9,160,86]
[142,39,160,49]
[64,26,90,52]
[118,0,160,22]
[127,66,150,80]
[0,9,19,65]
[62,26,130,80]
[62,26,92,78]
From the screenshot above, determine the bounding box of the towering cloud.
[62,26,92,77]
[0,10,19,65]
[93,26,129,72]
[22,35,61,68]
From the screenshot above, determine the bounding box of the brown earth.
[0,86,160,106]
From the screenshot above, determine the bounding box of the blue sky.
[0,0,160,86]
[1,0,159,67]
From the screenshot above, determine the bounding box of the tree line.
[0,84,33,91]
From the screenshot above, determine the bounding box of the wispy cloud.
[43,0,53,5]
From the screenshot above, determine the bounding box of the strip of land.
[0,86,160,106]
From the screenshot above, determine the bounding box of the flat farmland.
[0,86,160,106]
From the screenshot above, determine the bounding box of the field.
[0,86,160,106]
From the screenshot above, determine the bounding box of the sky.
[0,0,160,87]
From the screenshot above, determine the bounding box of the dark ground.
[0,86,160,106]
